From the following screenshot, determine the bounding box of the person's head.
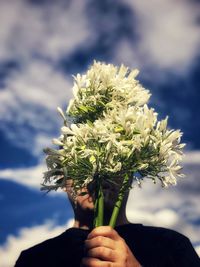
[63,176,131,226]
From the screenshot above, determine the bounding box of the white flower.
[67,61,151,121]
[57,107,67,122]
[61,126,74,135]
[52,138,63,146]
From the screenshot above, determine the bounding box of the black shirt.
[14,224,200,267]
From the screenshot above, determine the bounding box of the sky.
[0,0,200,266]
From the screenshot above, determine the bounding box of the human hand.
[81,226,141,267]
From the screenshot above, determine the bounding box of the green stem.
[94,182,104,228]
[97,183,104,226]
[94,196,99,228]
[109,173,130,228]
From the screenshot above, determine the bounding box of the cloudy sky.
[0,0,200,266]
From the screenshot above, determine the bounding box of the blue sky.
[0,0,200,266]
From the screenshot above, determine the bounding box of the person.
[15,179,200,267]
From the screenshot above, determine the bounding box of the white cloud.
[182,150,200,164]
[0,60,73,155]
[196,246,200,258]
[0,0,90,61]
[127,208,179,228]
[0,61,73,119]
[117,0,200,73]
[0,219,74,267]
[0,160,66,195]
[0,162,46,188]
[0,61,72,112]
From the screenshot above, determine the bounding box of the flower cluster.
[41,61,185,195]
[67,62,150,122]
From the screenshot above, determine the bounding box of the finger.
[81,257,113,267]
[87,246,116,262]
[87,226,120,241]
[85,236,115,251]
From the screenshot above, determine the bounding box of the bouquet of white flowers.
[41,61,185,228]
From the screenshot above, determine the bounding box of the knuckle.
[119,237,127,248]
[98,246,105,255]
[123,248,129,262]
[107,226,113,231]
[97,235,103,243]
[107,226,116,235]
[92,228,98,235]
[95,226,103,231]
[121,253,127,263]
[105,250,113,259]
[106,248,112,258]
[98,246,112,258]
[119,236,125,243]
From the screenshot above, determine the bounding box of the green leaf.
[98,100,106,106]
[86,120,94,127]
[87,106,96,112]
[132,129,140,134]
[79,105,88,112]
[78,158,93,169]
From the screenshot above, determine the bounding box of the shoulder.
[122,223,186,237]
[144,225,200,265]
[138,224,188,241]
[15,227,89,267]
[118,223,200,266]
[24,230,67,253]
[117,223,186,237]
[120,223,192,245]
[14,230,69,267]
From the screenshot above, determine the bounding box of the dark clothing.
[15,224,200,267]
